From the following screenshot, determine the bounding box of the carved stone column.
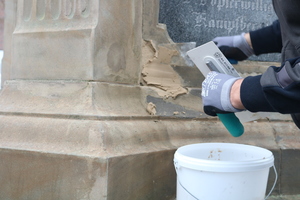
[5,0,141,84]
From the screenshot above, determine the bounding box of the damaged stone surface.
[141,40,188,99]
[146,102,157,115]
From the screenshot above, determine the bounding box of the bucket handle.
[174,161,200,200]
[174,162,278,200]
[265,165,278,200]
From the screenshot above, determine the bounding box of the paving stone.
[269,195,300,200]
[281,149,300,195]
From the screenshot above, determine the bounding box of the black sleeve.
[249,20,282,55]
[240,75,276,112]
[240,1,300,117]
[240,58,300,114]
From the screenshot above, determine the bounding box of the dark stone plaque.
[159,0,280,62]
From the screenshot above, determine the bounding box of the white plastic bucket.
[174,143,277,200]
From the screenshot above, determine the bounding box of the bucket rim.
[174,143,274,172]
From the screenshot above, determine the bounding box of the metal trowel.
[187,41,256,137]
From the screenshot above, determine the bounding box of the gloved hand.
[202,71,244,116]
[213,33,253,61]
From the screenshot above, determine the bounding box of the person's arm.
[202,57,300,115]
[250,20,282,55]
[240,57,300,114]
[212,20,282,61]
[230,79,245,110]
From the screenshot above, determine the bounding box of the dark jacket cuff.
[240,75,276,112]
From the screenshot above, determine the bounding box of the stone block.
[281,149,300,195]
[272,123,300,195]
[0,112,286,199]
[0,149,108,199]
[6,0,143,84]
[107,151,176,200]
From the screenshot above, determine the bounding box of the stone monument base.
[0,81,298,199]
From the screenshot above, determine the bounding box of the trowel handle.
[217,113,244,137]
[228,58,238,65]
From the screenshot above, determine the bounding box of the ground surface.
[173,195,300,200]
[269,195,300,200]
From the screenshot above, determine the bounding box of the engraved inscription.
[159,0,279,61]
[191,0,274,33]
[15,0,95,32]
[210,0,273,11]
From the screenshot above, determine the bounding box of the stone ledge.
[0,113,299,199]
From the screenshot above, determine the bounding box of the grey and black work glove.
[213,33,254,61]
[202,71,244,116]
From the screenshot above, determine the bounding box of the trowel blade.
[187,41,240,77]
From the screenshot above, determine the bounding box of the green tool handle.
[217,113,244,137]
